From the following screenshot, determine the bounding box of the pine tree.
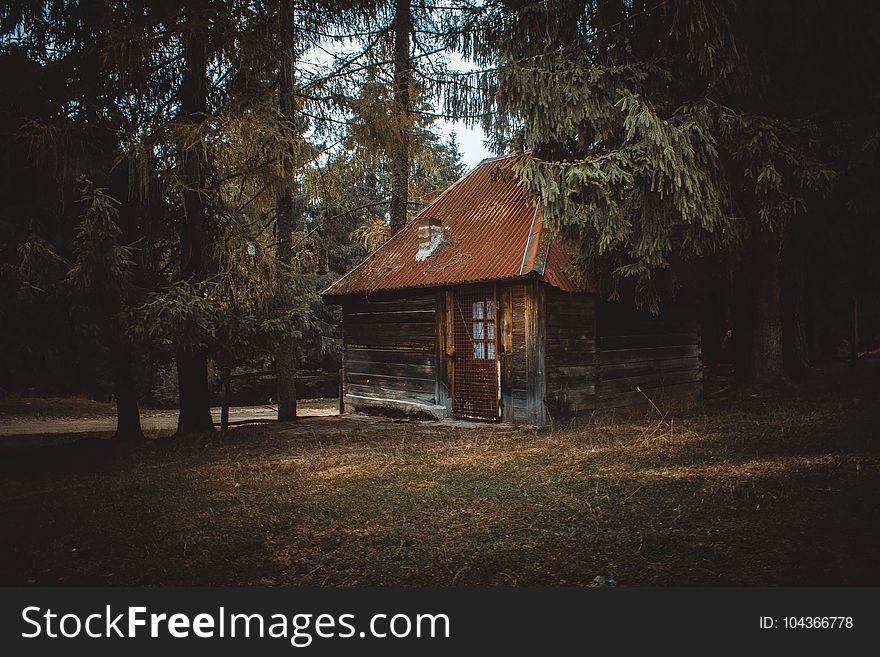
[0,0,177,439]
[467,0,837,382]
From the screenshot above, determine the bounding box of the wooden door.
[451,286,500,419]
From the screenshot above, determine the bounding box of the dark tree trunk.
[109,162,145,442]
[220,364,231,434]
[851,293,859,368]
[390,0,412,234]
[111,339,144,442]
[730,253,753,384]
[176,8,214,434]
[177,351,213,432]
[699,261,727,379]
[782,224,812,376]
[275,0,299,421]
[751,231,785,383]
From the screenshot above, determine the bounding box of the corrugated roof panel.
[322,155,592,296]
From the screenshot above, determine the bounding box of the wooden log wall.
[596,301,703,411]
[543,286,598,418]
[341,290,441,416]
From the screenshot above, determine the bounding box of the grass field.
[1,364,878,586]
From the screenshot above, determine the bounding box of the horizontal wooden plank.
[598,367,702,395]
[344,335,435,349]
[549,365,598,376]
[545,358,596,370]
[598,381,702,410]
[344,310,436,324]
[599,332,699,351]
[545,338,597,355]
[547,382,597,399]
[545,343,596,357]
[546,342,592,353]
[345,321,436,336]
[600,356,701,380]
[547,307,596,321]
[548,299,596,311]
[345,383,436,404]
[346,361,436,378]
[548,370,598,387]
[343,296,436,313]
[598,344,701,365]
[344,347,435,366]
[546,334,596,344]
[546,290,595,304]
[346,372,435,393]
[548,367,596,381]
[599,320,698,336]
[546,327,595,341]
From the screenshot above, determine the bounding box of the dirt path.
[0,405,337,437]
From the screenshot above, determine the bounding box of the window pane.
[486,301,495,319]
[487,342,496,359]
[473,322,484,340]
[473,342,485,359]
[487,321,495,340]
[472,302,483,319]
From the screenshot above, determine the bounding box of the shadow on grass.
[0,367,878,586]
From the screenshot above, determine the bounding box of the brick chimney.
[416,217,446,262]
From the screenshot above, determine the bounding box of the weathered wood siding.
[500,281,545,423]
[596,301,703,411]
[543,287,598,418]
[341,290,445,418]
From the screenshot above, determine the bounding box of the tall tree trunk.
[389,0,412,234]
[177,351,213,432]
[110,162,145,442]
[730,253,753,384]
[751,231,785,383]
[699,260,726,379]
[177,8,215,434]
[220,364,231,434]
[851,293,859,368]
[275,0,298,421]
[782,223,812,376]
[111,338,144,441]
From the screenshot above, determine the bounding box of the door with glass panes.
[451,286,500,419]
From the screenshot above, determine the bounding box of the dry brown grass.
[0,365,879,586]
[0,394,115,418]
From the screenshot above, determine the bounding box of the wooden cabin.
[321,155,702,423]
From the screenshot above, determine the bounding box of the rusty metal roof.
[321,154,591,297]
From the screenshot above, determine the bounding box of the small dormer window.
[416,217,446,261]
